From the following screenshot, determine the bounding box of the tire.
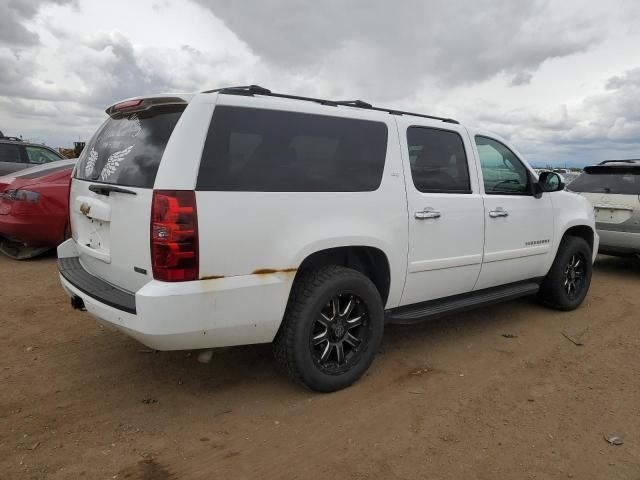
[538,236,592,311]
[273,265,384,392]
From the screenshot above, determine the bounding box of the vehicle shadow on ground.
[87,295,537,400]
[594,254,640,276]
[0,247,57,262]
[60,253,638,400]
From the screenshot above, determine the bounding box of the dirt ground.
[1,253,639,480]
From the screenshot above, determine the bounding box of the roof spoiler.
[585,164,640,174]
[598,159,640,165]
[105,97,187,117]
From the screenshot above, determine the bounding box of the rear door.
[397,119,485,305]
[70,101,186,292]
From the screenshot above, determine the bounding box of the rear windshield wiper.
[88,184,137,196]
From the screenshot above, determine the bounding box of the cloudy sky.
[1,0,639,166]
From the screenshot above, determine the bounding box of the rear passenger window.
[406,127,471,193]
[0,144,22,163]
[197,106,388,192]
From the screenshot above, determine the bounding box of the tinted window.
[475,136,530,195]
[25,146,62,164]
[407,127,470,193]
[197,106,388,192]
[0,144,22,163]
[569,170,640,194]
[75,106,184,188]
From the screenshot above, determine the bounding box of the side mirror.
[537,171,565,193]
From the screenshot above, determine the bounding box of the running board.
[386,282,540,325]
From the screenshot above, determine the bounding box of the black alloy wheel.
[273,265,384,392]
[310,293,370,375]
[563,252,587,299]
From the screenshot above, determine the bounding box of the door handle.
[489,207,509,218]
[415,208,441,219]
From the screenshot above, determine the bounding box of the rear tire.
[273,266,384,392]
[538,236,592,311]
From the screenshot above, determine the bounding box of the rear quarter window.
[197,106,388,192]
[75,106,184,188]
[0,144,22,163]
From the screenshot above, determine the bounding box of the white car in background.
[569,160,640,257]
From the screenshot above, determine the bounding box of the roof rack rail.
[335,100,373,108]
[0,136,23,142]
[203,85,460,124]
[598,159,640,165]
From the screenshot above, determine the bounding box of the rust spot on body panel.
[252,268,297,275]
[200,275,225,280]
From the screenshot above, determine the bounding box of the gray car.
[0,136,66,176]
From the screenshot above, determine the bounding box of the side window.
[0,144,22,163]
[406,127,471,193]
[25,146,61,164]
[475,136,530,195]
[197,106,388,192]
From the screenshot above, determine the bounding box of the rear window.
[569,169,640,194]
[196,106,388,192]
[75,106,184,188]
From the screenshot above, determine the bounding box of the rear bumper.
[0,212,64,246]
[597,228,639,255]
[57,239,294,350]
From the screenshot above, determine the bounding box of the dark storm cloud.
[0,0,77,46]
[194,0,600,94]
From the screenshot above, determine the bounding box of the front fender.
[549,190,597,263]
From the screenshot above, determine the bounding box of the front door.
[473,135,554,290]
[398,121,485,306]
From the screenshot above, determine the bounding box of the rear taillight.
[151,190,198,282]
[2,189,40,202]
[67,176,73,239]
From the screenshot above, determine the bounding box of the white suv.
[568,160,640,257]
[58,85,598,392]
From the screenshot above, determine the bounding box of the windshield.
[569,169,640,195]
[75,106,184,188]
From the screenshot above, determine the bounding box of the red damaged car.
[0,159,76,259]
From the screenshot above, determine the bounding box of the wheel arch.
[294,245,392,306]
[561,224,594,252]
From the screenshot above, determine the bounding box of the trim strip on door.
[409,253,482,273]
[483,244,549,263]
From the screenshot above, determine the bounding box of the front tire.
[273,266,384,392]
[538,236,592,311]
